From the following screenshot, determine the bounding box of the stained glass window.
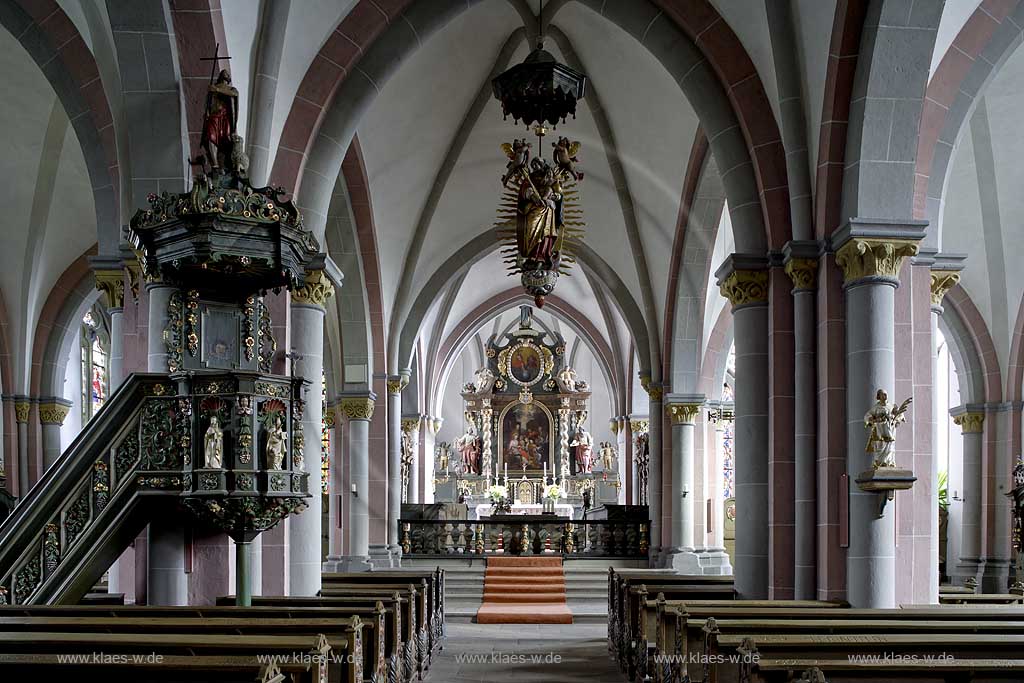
[722,384,734,499]
[81,308,109,423]
[321,369,330,495]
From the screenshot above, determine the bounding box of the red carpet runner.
[475,556,574,624]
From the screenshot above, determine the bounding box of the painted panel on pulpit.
[499,402,553,474]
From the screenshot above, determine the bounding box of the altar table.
[473,503,575,519]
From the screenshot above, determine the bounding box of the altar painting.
[500,402,552,473]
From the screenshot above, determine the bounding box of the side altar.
[433,307,621,516]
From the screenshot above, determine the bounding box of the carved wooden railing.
[399,517,649,558]
[0,371,306,605]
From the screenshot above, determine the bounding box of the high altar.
[433,307,621,517]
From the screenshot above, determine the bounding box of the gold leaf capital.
[719,269,769,307]
[13,401,30,424]
[666,403,702,425]
[931,271,960,307]
[834,238,918,285]
[291,269,335,307]
[340,398,375,421]
[954,412,984,434]
[38,402,70,426]
[95,269,125,309]
[784,258,818,291]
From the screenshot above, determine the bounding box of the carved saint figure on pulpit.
[863,389,912,469]
[267,415,288,470]
[201,69,239,171]
[204,416,224,468]
[570,424,594,474]
[455,418,481,475]
[556,365,579,393]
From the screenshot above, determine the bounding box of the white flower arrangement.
[544,484,564,500]
[486,484,508,502]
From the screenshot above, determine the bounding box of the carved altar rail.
[399,517,649,558]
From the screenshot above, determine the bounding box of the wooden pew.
[636,598,845,683]
[250,592,422,682]
[322,570,445,660]
[323,568,445,645]
[724,633,1024,683]
[938,592,1024,605]
[0,606,390,683]
[609,572,735,673]
[607,568,731,653]
[0,620,364,683]
[753,658,1024,682]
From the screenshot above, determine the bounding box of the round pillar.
[386,376,407,556]
[338,395,375,570]
[954,411,984,584]
[39,400,71,470]
[648,386,664,561]
[785,253,819,599]
[288,270,333,595]
[835,234,919,608]
[719,266,770,599]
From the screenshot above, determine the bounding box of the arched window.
[321,369,330,495]
[721,346,736,499]
[80,307,109,423]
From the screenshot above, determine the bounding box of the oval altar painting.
[509,344,542,384]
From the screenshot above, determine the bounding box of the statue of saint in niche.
[863,389,912,469]
[204,416,224,468]
[267,415,288,470]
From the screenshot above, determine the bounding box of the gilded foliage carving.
[63,490,89,547]
[141,400,178,468]
[340,398,375,420]
[930,271,960,307]
[834,238,918,284]
[165,290,185,372]
[719,270,769,307]
[14,551,41,604]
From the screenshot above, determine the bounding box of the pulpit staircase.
[0,371,307,606]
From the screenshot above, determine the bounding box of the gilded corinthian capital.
[719,270,769,307]
[94,269,126,309]
[930,271,960,307]
[834,239,918,285]
[784,258,818,291]
[291,269,335,307]
[953,412,984,434]
[666,403,701,425]
[340,397,375,421]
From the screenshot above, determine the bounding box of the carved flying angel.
[501,138,532,187]
[552,136,583,181]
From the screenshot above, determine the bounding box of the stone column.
[711,420,729,554]
[145,280,187,605]
[325,405,342,559]
[14,399,30,494]
[401,416,421,504]
[666,399,702,572]
[38,400,71,470]
[931,266,961,599]
[834,225,922,608]
[288,270,333,595]
[953,410,984,585]
[386,375,408,560]
[330,393,375,571]
[647,383,664,562]
[95,269,126,388]
[422,417,441,503]
[718,261,770,598]
[784,247,820,599]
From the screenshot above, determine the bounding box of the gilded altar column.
[330,393,375,571]
[833,221,923,608]
[559,402,571,481]
[666,399,702,572]
[386,375,408,559]
[480,400,493,481]
[953,410,985,585]
[717,258,770,598]
[783,246,819,599]
[288,269,333,595]
[931,264,961,600]
[401,416,421,504]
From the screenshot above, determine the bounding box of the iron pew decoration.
[494,130,585,307]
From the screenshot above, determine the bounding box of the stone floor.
[428,622,627,682]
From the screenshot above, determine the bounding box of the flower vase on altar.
[487,484,511,515]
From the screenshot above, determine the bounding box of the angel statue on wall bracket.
[863,389,912,469]
[494,129,585,308]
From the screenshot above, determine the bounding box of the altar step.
[476,557,573,624]
[403,556,646,622]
